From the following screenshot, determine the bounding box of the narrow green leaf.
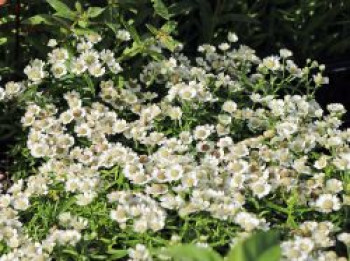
[72,28,96,36]
[24,14,55,25]
[62,249,79,256]
[87,7,105,18]
[47,0,76,20]
[151,0,171,20]
[162,244,223,261]
[75,1,82,13]
[107,249,128,259]
[90,254,108,260]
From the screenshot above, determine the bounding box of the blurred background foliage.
[0,0,350,73]
[1,0,349,77]
[0,0,349,147]
[167,0,350,64]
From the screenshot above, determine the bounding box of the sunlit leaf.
[227,231,281,261]
[47,0,76,20]
[162,244,223,261]
[151,0,171,20]
[87,7,105,18]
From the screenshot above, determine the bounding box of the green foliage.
[162,244,223,261]
[227,231,281,261]
[165,0,350,62]
[162,231,281,261]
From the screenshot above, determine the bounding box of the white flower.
[30,143,50,158]
[24,59,46,83]
[227,160,249,175]
[81,50,99,66]
[77,40,93,52]
[217,136,233,148]
[276,121,298,139]
[218,114,232,125]
[193,125,213,140]
[178,86,197,100]
[75,123,92,137]
[262,56,281,71]
[0,194,11,208]
[128,244,151,261]
[222,100,237,113]
[110,207,128,223]
[71,58,87,75]
[13,195,30,210]
[228,32,238,43]
[88,63,105,77]
[48,48,69,64]
[109,62,123,74]
[59,110,74,125]
[250,180,271,198]
[314,194,341,213]
[86,33,102,44]
[279,48,293,58]
[219,43,230,51]
[113,119,128,133]
[337,233,350,246]
[58,212,72,226]
[116,29,131,41]
[314,155,328,170]
[76,192,96,206]
[234,212,261,231]
[51,63,67,78]
[165,164,184,181]
[5,81,23,97]
[325,179,343,194]
[327,103,346,115]
[313,73,329,85]
[168,107,183,120]
[47,39,57,47]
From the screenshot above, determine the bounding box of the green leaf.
[72,28,95,36]
[24,15,55,25]
[162,245,223,261]
[121,42,143,59]
[118,76,125,89]
[146,22,179,51]
[106,23,120,36]
[151,0,171,20]
[62,249,79,257]
[47,0,76,20]
[90,254,108,260]
[87,7,105,18]
[107,249,128,260]
[0,38,7,45]
[75,1,82,13]
[161,21,177,34]
[227,231,281,261]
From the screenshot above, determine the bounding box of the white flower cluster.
[281,221,347,261]
[0,32,348,260]
[108,191,166,233]
[128,244,152,261]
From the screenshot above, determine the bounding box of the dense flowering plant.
[0,31,349,261]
